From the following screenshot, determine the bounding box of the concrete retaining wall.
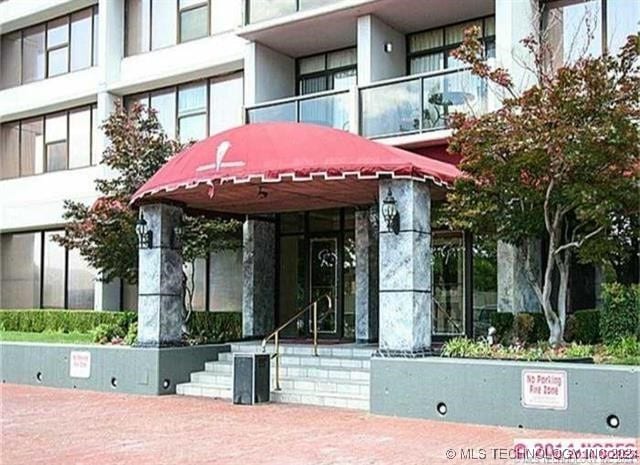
[0,342,229,395]
[371,357,639,437]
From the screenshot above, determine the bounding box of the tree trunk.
[554,254,570,346]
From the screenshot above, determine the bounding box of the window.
[46,17,70,77]
[45,113,68,172]
[0,105,97,179]
[606,0,639,52]
[124,72,244,142]
[179,0,209,42]
[297,48,357,96]
[22,25,46,84]
[0,233,42,309]
[407,16,495,75]
[0,6,99,89]
[0,231,97,310]
[1,31,21,88]
[125,0,212,56]
[178,82,207,141]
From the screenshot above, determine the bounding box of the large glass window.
[0,6,98,89]
[22,25,46,84]
[0,231,97,310]
[1,31,22,89]
[408,16,495,75]
[124,72,244,141]
[43,231,66,308]
[70,9,93,71]
[472,240,497,339]
[297,48,357,95]
[0,233,42,309]
[178,82,207,142]
[179,0,209,42]
[209,73,244,134]
[432,232,465,336]
[0,105,96,179]
[125,0,214,56]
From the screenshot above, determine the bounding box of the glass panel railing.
[246,0,339,24]
[246,90,351,131]
[360,68,488,138]
[247,101,296,123]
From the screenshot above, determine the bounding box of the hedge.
[187,311,242,343]
[600,283,640,344]
[0,310,135,334]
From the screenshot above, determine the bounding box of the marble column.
[137,203,184,347]
[378,179,432,355]
[355,206,379,343]
[242,218,276,338]
[497,240,541,313]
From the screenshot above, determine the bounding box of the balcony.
[246,89,351,131]
[359,68,489,139]
[245,68,489,141]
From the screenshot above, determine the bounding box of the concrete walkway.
[1,384,602,465]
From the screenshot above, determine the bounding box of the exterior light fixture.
[384,42,393,53]
[136,214,153,249]
[381,188,399,234]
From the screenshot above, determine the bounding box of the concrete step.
[217,352,371,369]
[204,361,369,381]
[176,382,231,399]
[228,343,375,358]
[189,371,369,397]
[176,382,368,410]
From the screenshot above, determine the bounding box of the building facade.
[1,0,638,341]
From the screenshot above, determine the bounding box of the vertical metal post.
[274,331,280,391]
[313,302,318,356]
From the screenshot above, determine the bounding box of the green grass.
[0,330,94,344]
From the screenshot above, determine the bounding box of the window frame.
[0,6,98,89]
[0,103,97,180]
[123,70,244,142]
[124,0,212,57]
[406,15,496,75]
[295,46,358,96]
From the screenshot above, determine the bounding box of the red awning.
[131,122,460,214]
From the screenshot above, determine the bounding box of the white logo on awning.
[197,140,245,172]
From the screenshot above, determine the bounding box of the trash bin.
[232,353,270,405]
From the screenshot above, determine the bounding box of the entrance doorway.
[277,209,356,340]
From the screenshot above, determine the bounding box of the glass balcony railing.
[359,68,489,138]
[246,0,336,24]
[246,89,351,131]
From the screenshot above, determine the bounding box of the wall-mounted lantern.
[136,214,153,249]
[382,188,400,234]
[384,42,393,53]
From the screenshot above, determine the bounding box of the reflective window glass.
[43,231,66,308]
[70,9,92,71]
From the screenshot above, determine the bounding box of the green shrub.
[91,323,125,344]
[513,313,535,343]
[124,322,138,346]
[605,336,640,359]
[565,309,600,344]
[187,311,242,344]
[490,312,549,344]
[564,342,595,358]
[600,283,640,344]
[441,337,492,358]
[0,310,136,334]
[490,313,514,344]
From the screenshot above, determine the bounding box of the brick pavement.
[0,384,605,465]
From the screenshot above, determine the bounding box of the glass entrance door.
[432,231,466,336]
[309,237,339,335]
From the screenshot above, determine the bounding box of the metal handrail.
[261,293,333,390]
